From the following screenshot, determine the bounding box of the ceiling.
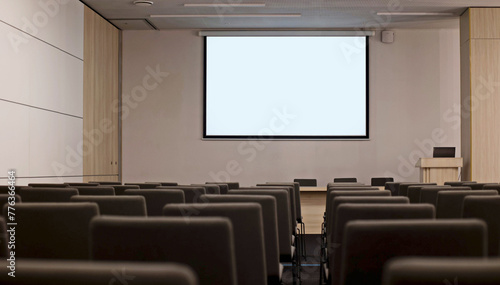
[81,0,500,30]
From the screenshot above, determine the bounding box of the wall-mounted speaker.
[382,31,394,43]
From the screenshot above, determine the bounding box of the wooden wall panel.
[83,6,120,182]
[470,9,500,39]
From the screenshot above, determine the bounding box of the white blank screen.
[205,36,368,138]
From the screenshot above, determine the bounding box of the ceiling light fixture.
[184,3,266,7]
[133,1,154,7]
[376,12,455,16]
[151,13,301,18]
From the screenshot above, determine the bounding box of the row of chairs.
[320,181,500,285]
[0,180,304,285]
[294,177,394,186]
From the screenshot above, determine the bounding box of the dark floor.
[283,234,322,285]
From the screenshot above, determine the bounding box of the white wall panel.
[0,101,30,177]
[0,0,84,59]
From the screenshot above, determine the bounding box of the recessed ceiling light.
[184,3,266,7]
[150,13,301,18]
[376,12,455,16]
[133,1,153,7]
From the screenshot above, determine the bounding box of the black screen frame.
[203,36,370,140]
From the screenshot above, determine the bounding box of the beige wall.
[122,21,461,186]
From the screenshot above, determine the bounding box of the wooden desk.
[300,186,384,234]
[416,158,463,185]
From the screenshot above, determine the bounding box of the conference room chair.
[124,182,161,189]
[19,187,78,202]
[71,195,147,216]
[111,184,140,195]
[463,196,500,256]
[407,185,450,203]
[205,182,230,194]
[147,181,178,186]
[436,190,498,219]
[27,183,69,188]
[66,182,99,187]
[371,177,394,186]
[340,219,487,285]
[5,202,99,259]
[0,186,12,195]
[398,182,436,196]
[206,181,240,189]
[91,216,237,285]
[191,184,221,194]
[382,257,500,285]
[0,260,198,285]
[462,182,499,190]
[164,203,267,285]
[333,177,357,183]
[328,204,435,285]
[124,189,184,216]
[324,187,382,223]
[293,178,317,186]
[384,182,401,196]
[0,217,6,257]
[73,186,115,196]
[444,181,476,186]
[0,194,20,218]
[419,186,472,206]
[157,186,206,203]
[228,189,298,280]
[327,182,365,188]
[199,194,282,285]
[89,181,122,185]
[484,183,500,194]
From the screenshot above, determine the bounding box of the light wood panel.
[83,6,120,182]
[470,8,500,39]
[300,191,326,234]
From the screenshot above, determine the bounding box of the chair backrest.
[124,183,161,189]
[5,203,99,259]
[0,260,198,285]
[91,216,237,285]
[147,182,178,186]
[436,190,498,219]
[206,182,239,189]
[407,185,450,203]
[89,181,122,185]
[205,183,229,194]
[327,182,365,188]
[73,186,115,196]
[163,203,267,285]
[71,196,147,216]
[0,217,6,258]
[419,186,471,206]
[325,189,390,217]
[27,183,69,188]
[157,186,206,203]
[263,182,302,221]
[199,194,280,283]
[330,204,435,285]
[294,179,317,186]
[398,183,437,196]
[463,196,500,256]
[371,177,394,186]
[66,182,100,187]
[191,184,221,194]
[444,181,476,186]
[334,177,357,183]
[112,185,140,195]
[0,194,21,218]
[382,257,500,285]
[19,187,78,202]
[341,219,487,285]
[384,182,401,196]
[484,184,500,194]
[462,182,499,190]
[228,189,292,258]
[124,189,184,216]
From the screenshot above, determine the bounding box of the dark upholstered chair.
[191,184,221,194]
[419,186,471,206]
[157,186,206,203]
[89,181,122,185]
[436,190,498,218]
[73,186,115,196]
[334,178,357,183]
[6,203,99,259]
[384,182,401,196]
[71,195,147,216]
[407,185,450,203]
[0,260,198,285]
[398,183,436,196]
[484,184,500,194]
[124,189,184,216]
[111,184,140,195]
[382,257,500,285]
[164,203,267,285]
[371,177,394,186]
[66,182,99,187]
[444,181,476,186]
[0,217,6,258]
[147,182,178,186]
[91,216,237,285]
[124,182,161,189]
[340,219,487,285]
[19,187,78,202]
[206,181,239,189]
[462,182,499,190]
[205,182,229,194]
[463,196,500,256]
[27,183,69,188]
[294,179,317,186]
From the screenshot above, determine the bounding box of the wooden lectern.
[415,158,463,185]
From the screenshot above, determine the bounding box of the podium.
[415,158,463,185]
